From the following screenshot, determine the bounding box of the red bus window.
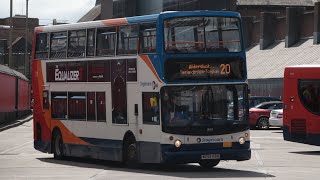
[51,92,67,119]
[96,92,106,122]
[68,92,86,120]
[299,80,320,114]
[87,92,96,121]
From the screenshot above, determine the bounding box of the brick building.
[0,15,39,79]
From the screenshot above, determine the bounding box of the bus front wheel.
[53,131,64,160]
[123,136,138,167]
[199,160,220,168]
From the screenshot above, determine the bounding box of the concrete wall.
[137,0,163,15]
[249,78,283,99]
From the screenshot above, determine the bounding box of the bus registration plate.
[201,154,220,160]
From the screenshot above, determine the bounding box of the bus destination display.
[165,58,245,82]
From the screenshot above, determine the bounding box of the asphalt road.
[1,119,320,180]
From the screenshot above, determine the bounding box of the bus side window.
[140,23,156,54]
[35,33,49,59]
[87,29,96,57]
[96,27,116,56]
[118,25,139,55]
[68,30,86,58]
[142,92,160,125]
[50,31,67,59]
[51,92,67,119]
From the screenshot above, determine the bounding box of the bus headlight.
[239,137,246,145]
[174,139,182,148]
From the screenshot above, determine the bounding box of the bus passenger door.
[138,92,161,163]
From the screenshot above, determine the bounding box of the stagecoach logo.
[197,137,224,143]
[55,68,80,81]
[140,81,159,90]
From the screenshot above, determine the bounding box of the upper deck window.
[87,29,96,57]
[164,16,242,54]
[68,30,86,58]
[50,32,67,59]
[35,33,49,59]
[118,25,139,55]
[140,23,156,54]
[97,27,116,56]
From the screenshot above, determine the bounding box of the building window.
[140,23,156,54]
[68,92,86,120]
[118,25,139,55]
[68,30,86,58]
[51,92,67,119]
[142,93,160,124]
[87,92,96,121]
[35,33,49,59]
[96,92,106,122]
[50,32,67,59]
[87,29,96,57]
[97,27,116,56]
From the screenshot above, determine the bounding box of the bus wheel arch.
[122,131,138,167]
[51,127,64,160]
[257,116,270,130]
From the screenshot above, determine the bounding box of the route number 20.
[220,64,231,75]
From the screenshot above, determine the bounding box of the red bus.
[283,65,320,146]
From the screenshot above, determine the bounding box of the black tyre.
[257,117,270,130]
[123,136,138,168]
[199,160,220,168]
[53,131,64,160]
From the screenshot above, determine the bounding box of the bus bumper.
[161,143,251,164]
[34,140,51,153]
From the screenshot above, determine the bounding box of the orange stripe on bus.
[101,18,128,26]
[140,55,163,84]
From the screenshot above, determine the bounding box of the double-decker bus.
[32,11,250,168]
[283,65,320,146]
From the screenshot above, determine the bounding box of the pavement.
[0,114,33,132]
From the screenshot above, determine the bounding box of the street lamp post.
[25,0,29,77]
[9,0,13,68]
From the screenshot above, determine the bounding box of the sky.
[0,0,96,25]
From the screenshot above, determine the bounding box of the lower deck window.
[68,92,86,120]
[142,93,160,124]
[51,92,67,119]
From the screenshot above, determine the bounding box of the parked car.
[249,101,283,129]
[269,109,283,127]
[229,96,281,110]
[248,96,281,108]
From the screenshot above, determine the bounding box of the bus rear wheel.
[53,131,64,160]
[123,137,138,167]
[199,160,220,168]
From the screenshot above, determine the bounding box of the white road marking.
[251,142,273,180]
[0,140,33,155]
